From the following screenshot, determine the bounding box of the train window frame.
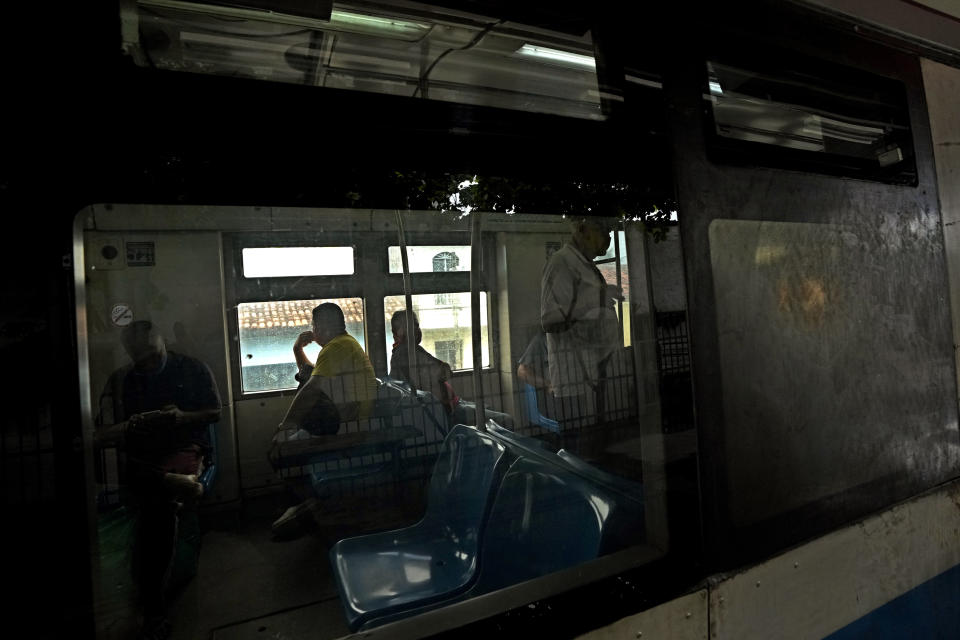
[240,245,356,277]
[77,205,680,639]
[593,228,630,348]
[236,296,368,394]
[383,291,493,372]
[387,244,472,274]
[226,231,369,401]
[224,227,498,400]
[701,41,919,186]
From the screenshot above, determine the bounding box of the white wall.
[83,230,239,504]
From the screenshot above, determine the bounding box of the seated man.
[516,329,560,434]
[271,303,378,535]
[97,320,221,640]
[389,309,459,419]
[516,330,551,392]
[390,309,513,429]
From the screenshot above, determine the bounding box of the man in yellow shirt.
[273,303,378,536]
[280,302,378,436]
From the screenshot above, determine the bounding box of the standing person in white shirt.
[540,216,621,438]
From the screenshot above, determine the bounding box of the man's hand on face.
[295,331,316,349]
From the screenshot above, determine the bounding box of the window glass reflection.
[238,298,365,392]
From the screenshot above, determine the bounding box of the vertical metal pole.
[614,224,625,346]
[419,38,430,100]
[395,211,418,392]
[470,211,486,431]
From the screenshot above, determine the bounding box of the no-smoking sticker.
[111,303,134,327]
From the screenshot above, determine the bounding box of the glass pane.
[242,247,354,277]
[238,297,365,392]
[387,246,471,273]
[384,292,489,370]
[81,206,694,635]
[710,219,957,527]
[596,231,617,261]
[129,3,604,120]
[705,54,916,183]
[595,232,631,348]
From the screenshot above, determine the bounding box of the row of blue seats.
[330,422,646,631]
[272,377,516,497]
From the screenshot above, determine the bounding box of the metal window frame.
[224,228,498,399]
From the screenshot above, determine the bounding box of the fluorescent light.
[517,44,595,69]
[329,10,430,38]
[709,81,723,94]
[138,1,429,40]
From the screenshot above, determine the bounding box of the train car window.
[594,230,631,347]
[238,297,366,393]
[383,292,490,370]
[703,48,917,185]
[388,245,471,273]
[241,246,355,277]
[80,202,694,636]
[124,1,604,120]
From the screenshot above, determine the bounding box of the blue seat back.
[370,379,406,419]
[421,425,508,539]
[472,456,608,592]
[521,383,560,433]
[486,420,550,455]
[380,376,449,440]
[329,424,508,631]
[557,449,644,504]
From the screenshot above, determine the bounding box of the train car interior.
[80,195,693,638]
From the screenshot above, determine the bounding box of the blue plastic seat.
[556,448,644,504]
[330,425,509,631]
[379,375,450,438]
[469,456,611,593]
[521,383,560,433]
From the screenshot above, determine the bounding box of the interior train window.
[594,230,631,347]
[704,47,917,184]
[383,292,490,370]
[238,297,365,393]
[388,245,471,273]
[241,246,355,277]
[81,200,696,636]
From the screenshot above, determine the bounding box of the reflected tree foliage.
[381,170,677,240]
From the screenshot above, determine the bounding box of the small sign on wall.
[126,241,155,267]
[110,303,134,327]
